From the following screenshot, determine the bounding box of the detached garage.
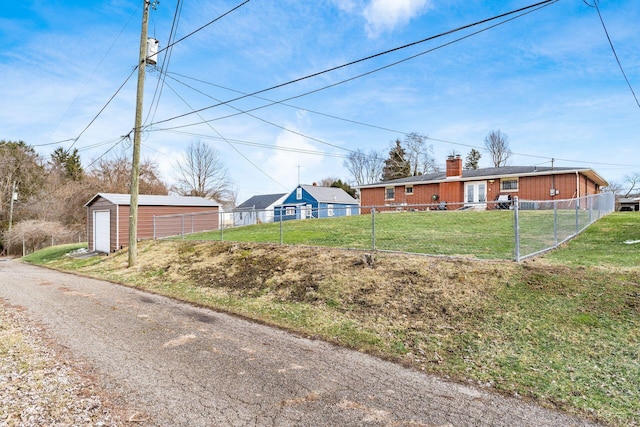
[85,193,219,253]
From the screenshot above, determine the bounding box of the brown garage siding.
[113,205,219,251]
[86,194,220,253]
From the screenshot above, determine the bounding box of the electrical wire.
[144,0,184,125]
[147,1,558,164]
[84,136,129,169]
[147,0,558,129]
[152,0,252,59]
[592,1,640,110]
[65,66,139,153]
[31,9,138,149]
[161,78,288,191]
[154,130,349,158]
[155,71,356,154]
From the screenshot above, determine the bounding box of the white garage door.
[94,211,110,253]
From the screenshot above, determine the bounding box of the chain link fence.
[152,193,615,261]
[514,193,615,261]
[2,220,85,257]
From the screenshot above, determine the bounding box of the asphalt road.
[0,259,601,427]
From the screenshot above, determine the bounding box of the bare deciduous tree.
[318,177,339,187]
[404,132,438,175]
[344,149,384,186]
[602,181,622,195]
[623,172,640,197]
[87,150,168,196]
[484,130,511,167]
[173,141,233,203]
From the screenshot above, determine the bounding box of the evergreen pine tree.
[382,140,411,181]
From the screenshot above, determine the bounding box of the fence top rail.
[518,193,611,204]
[153,209,219,220]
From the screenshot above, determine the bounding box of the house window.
[327,204,334,217]
[405,185,413,195]
[296,187,302,200]
[285,207,295,216]
[385,187,395,200]
[501,179,519,191]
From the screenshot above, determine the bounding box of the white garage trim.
[93,210,110,253]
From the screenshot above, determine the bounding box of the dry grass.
[29,237,640,426]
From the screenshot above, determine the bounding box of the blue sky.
[1,0,639,201]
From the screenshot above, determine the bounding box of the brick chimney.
[446,155,463,177]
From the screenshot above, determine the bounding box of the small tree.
[464,149,481,170]
[382,139,410,181]
[484,130,511,167]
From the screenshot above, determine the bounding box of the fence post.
[553,199,558,245]
[181,215,185,240]
[371,208,376,251]
[279,209,283,245]
[220,211,224,242]
[513,197,520,262]
[575,196,580,234]
[153,216,156,240]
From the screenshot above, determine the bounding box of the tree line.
[0,136,257,254]
[343,130,513,186]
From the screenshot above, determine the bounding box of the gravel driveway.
[0,259,602,427]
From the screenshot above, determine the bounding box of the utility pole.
[7,181,16,254]
[128,0,152,268]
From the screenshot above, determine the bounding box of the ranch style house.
[358,155,608,211]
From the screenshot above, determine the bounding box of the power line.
[146,2,564,165]
[147,0,558,128]
[161,78,288,191]
[144,0,184,125]
[66,66,139,153]
[153,0,252,58]
[84,136,128,170]
[157,130,350,158]
[156,71,356,154]
[591,1,640,110]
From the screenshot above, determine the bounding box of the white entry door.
[94,211,110,253]
[465,182,487,205]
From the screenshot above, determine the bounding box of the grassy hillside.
[24,212,640,426]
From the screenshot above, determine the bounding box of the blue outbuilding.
[274,184,359,221]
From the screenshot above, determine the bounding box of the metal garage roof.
[84,193,220,207]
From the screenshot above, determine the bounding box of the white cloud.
[363,0,432,37]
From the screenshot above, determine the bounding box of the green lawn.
[182,208,613,261]
[185,210,518,259]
